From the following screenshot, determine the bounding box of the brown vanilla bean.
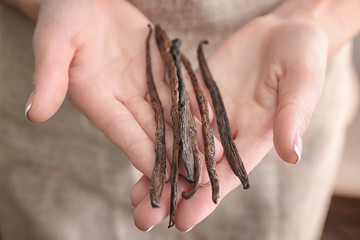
[172,39,194,178]
[168,142,180,228]
[146,25,167,208]
[171,39,202,200]
[181,53,219,204]
[177,45,196,184]
[197,41,250,190]
[156,31,195,183]
[155,24,181,228]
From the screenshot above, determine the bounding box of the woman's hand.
[130,8,329,232]
[26,0,163,178]
[12,0,360,233]
[26,0,223,183]
[130,0,360,232]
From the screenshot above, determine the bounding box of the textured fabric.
[129,0,283,64]
[0,1,359,240]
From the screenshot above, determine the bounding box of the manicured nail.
[145,226,154,232]
[293,130,303,164]
[185,226,194,233]
[25,91,34,120]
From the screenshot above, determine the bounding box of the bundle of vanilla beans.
[145,24,250,228]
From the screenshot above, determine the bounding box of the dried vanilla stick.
[146,25,167,208]
[198,41,250,189]
[171,39,202,200]
[155,24,181,228]
[181,52,219,204]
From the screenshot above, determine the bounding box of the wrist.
[2,0,42,19]
[270,0,360,57]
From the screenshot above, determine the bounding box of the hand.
[26,0,160,178]
[130,9,328,231]
[26,0,223,183]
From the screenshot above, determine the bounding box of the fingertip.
[25,92,55,122]
[145,225,155,232]
[174,182,216,231]
[174,161,240,230]
[133,212,154,232]
[130,175,150,208]
[273,106,304,164]
[29,27,75,122]
[25,91,34,121]
[26,83,68,122]
[176,224,195,233]
[133,184,171,231]
[293,130,303,164]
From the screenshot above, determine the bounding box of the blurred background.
[321,36,360,239]
[0,3,359,238]
[335,35,360,198]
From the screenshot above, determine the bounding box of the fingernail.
[145,226,154,232]
[293,130,303,164]
[25,91,34,120]
[185,226,195,233]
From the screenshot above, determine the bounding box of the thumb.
[26,28,75,122]
[273,57,326,164]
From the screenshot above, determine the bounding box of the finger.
[133,176,192,232]
[173,131,274,231]
[125,96,174,166]
[125,96,200,183]
[75,88,222,185]
[130,145,223,212]
[26,27,75,122]
[174,161,238,231]
[273,56,326,164]
[133,182,171,231]
[131,132,271,231]
[70,87,172,180]
[131,159,244,232]
[128,97,223,184]
[130,175,150,207]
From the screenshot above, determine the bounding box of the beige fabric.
[130,0,283,64]
[0,1,358,239]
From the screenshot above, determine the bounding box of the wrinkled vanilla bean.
[155,24,181,228]
[171,39,202,200]
[181,53,219,204]
[198,41,250,190]
[151,26,218,202]
[146,25,167,208]
[169,37,195,184]
[177,47,196,184]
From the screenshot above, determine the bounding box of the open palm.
[27,0,223,187]
[26,0,165,178]
[131,14,328,231]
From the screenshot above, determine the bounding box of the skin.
[131,12,329,231]
[4,0,224,183]
[3,0,360,233]
[131,0,360,231]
